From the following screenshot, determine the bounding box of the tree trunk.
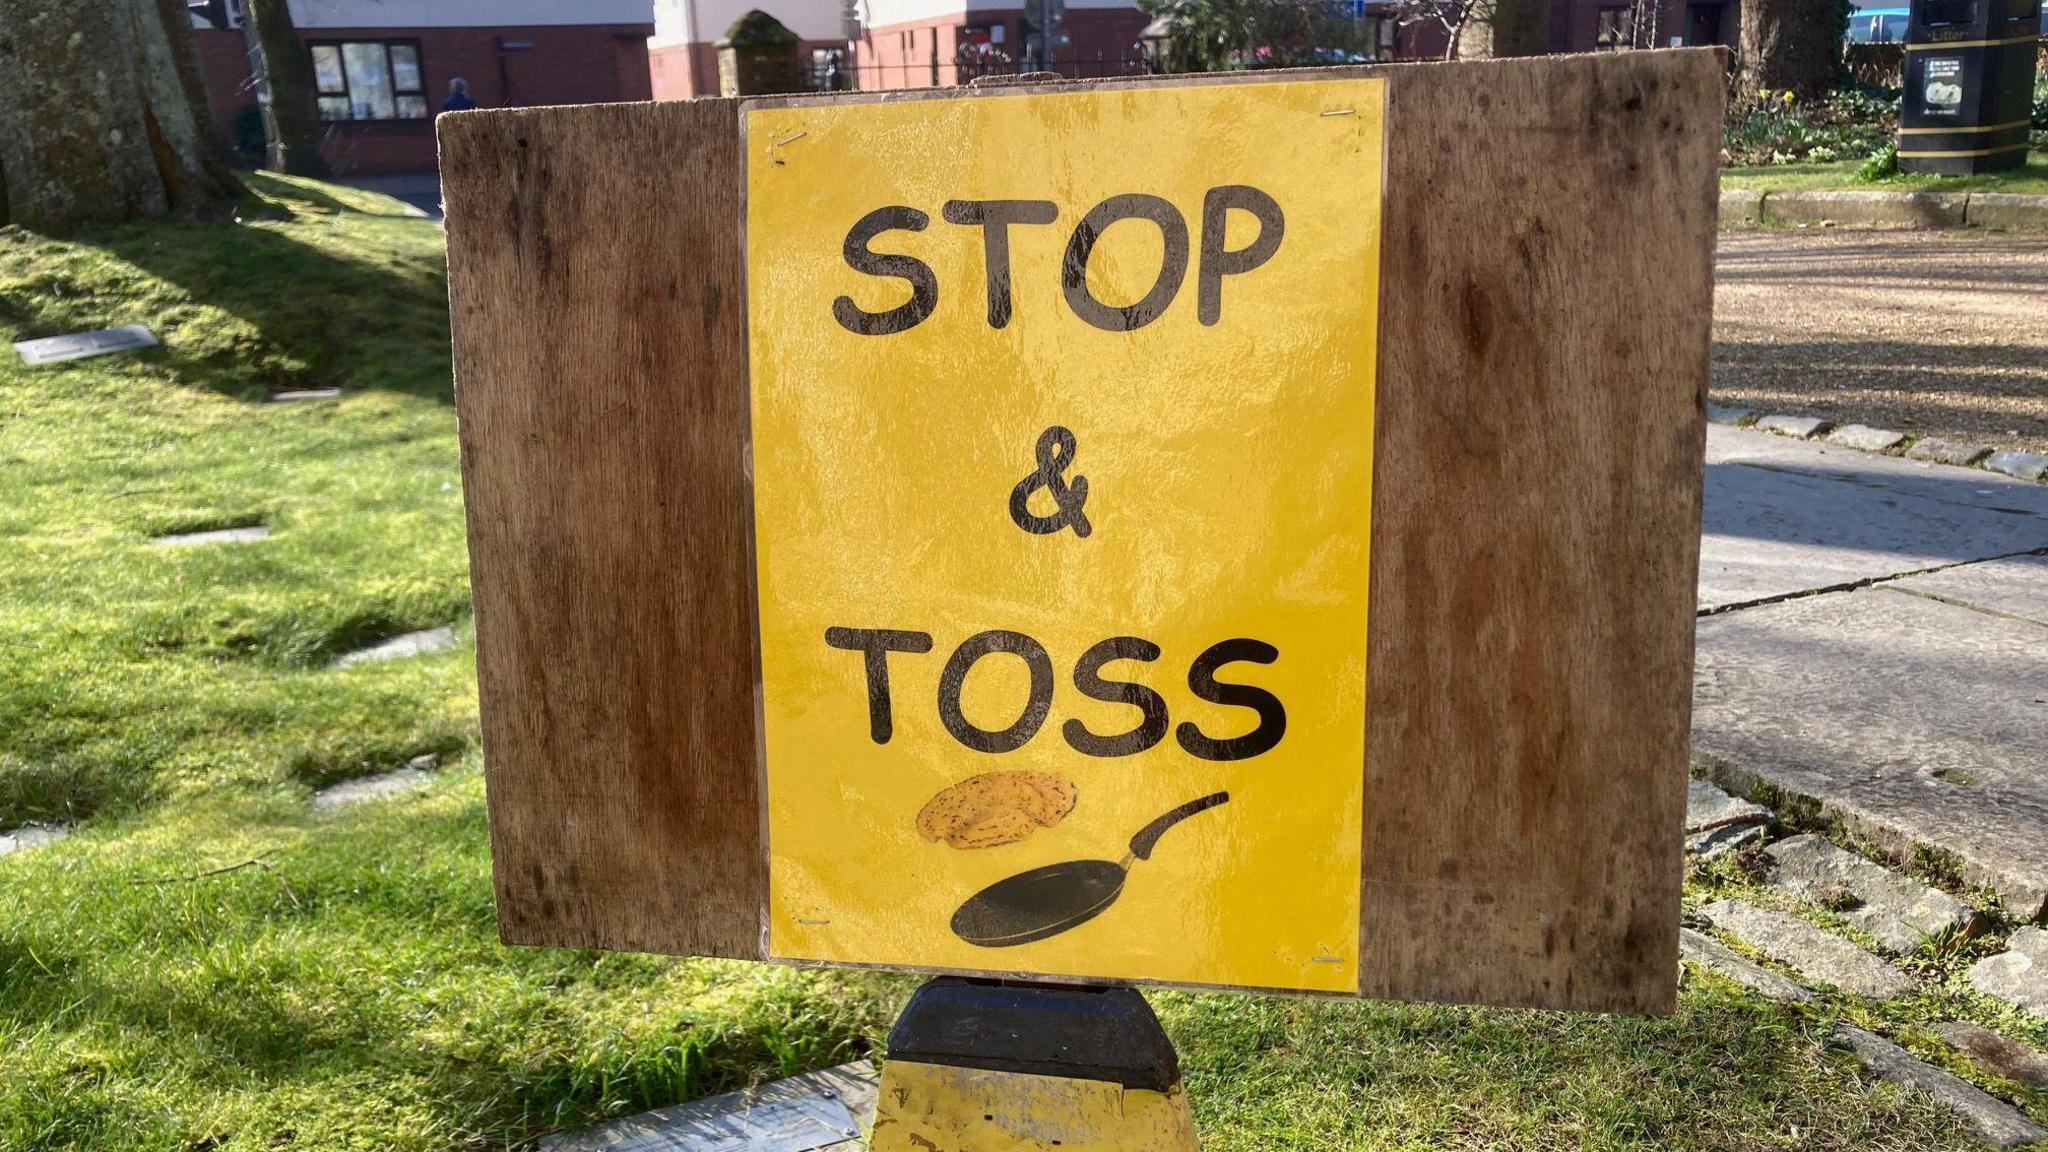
[0,0,243,233]
[244,0,330,177]
[1739,0,1844,100]
[1456,0,1549,58]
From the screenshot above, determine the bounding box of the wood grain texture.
[440,98,766,959]
[440,48,1718,1011]
[1358,51,1716,1014]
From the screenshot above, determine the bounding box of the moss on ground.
[0,175,2037,1150]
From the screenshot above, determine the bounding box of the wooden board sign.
[748,80,1382,992]
[440,49,1719,1013]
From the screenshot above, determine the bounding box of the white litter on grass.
[0,823,73,856]
[150,525,271,547]
[311,768,433,811]
[333,625,457,668]
[269,388,342,402]
[14,325,157,366]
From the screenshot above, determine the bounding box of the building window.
[1595,7,1633,47]
[311,41,428,122]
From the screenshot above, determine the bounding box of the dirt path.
[1713,230,2048,456]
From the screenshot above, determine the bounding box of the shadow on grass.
[0,171,452,406]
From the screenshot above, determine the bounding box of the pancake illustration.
[916,771,1077,849]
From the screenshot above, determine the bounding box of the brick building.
[649,0,1153,97]
[192,0,655,174]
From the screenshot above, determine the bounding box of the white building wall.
[287,0,656,28]
[656,0,845,43]
[860,0,1131,27]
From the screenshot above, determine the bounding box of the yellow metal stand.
[867,979,1201,1152]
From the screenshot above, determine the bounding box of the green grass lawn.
[1722,150,2048,195]
[2,175,2043,1151]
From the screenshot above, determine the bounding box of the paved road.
[1696,423,2048,918]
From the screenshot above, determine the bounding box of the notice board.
[440,50,1719,1013]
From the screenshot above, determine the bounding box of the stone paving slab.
[1700,899,1915,999]
[540,1062,875,1152]
[1834,1025,2048,1149]
[269,387,342,402]
[1936,1022,2048,1092]
[1908,438,1994,468]
[1678,926,1814,1003]
[0,823,72,856]
[1826,424,1908,453]
[1699,426,2048,611]
[1754,414,1833,440]
[1762,834,1977,955]
[1969,928,2048,1018]
[1694,587,2048,919]
[311,768,432,811]
[1684,778,1771,860]
[1984,451,2048,484]
[333,625,458,668]
[150,525,270,547]
[1889,553,2048,627]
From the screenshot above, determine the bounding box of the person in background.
[441,78,477,114]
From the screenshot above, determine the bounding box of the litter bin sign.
[1898,0,2040,173]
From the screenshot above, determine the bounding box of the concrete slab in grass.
[269,388,341,403]
[1695,588,2048,919]
[1834,1025,2048,1149]
[334,625,458,668]
[1700,899,1915,999]
[1826,424,1908,453]
[1763,834,1978,955]
[150,525,270,547]
[0,823,72,856]
[539,1061,876,1152]
[1754,414,1833,440]
[1907,438,1993,468]
[1763,190,1969,229]
[1679,927,1814,1003]
[312,768,433,811]
[1969,928,2048,1018]
[1889,553,2048,627]
[1965,193,2048,231]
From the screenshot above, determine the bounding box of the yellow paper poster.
[744,78,1383,993]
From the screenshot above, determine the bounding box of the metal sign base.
[868,978,1200,1151]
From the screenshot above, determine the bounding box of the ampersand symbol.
[1008,425,1092,539]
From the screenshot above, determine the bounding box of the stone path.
[333,625,458,668]
[1834,1027,2048,1149]
[1699,899,1915,1000]
[1696,423,2048,920]
[1682,779,2048,1145]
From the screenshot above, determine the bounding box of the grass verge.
[1722,151,2048,195]
[0,175,2038,1150]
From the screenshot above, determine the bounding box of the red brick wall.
[191,23,654,174]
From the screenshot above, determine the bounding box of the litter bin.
[1897,0,2040,174]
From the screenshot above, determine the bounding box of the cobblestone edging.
[1706,403,2048,486]
[1682,778,2048,1148]
[1719,187,2048,231]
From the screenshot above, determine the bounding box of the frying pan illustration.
[950,791,1231,947]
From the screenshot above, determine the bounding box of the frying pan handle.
[1128,791,1231,860]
